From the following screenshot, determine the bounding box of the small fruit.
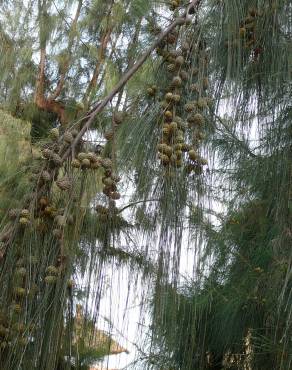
[76,102,84,111]
[64,131,74,144]
[110,191,121,200]
[102,177,114,187]
[198,157,208,165]
[13,304,22,313]
[104,168,112,177]
[174,115,182,124]
[52,228,63,239]
[164,110,173,121]
[20,209,30,218]
[205,97,213,106]
[39,197,49,207]
[173,94,181,102]
[167,33,177,44]
[77,152,87,161]
[169,122,178,132]
[164,145,173,157]
[12,322,25,333]
[14,287,26,297]
[184,103,196,112]
[56,177,71,191]
[162,124,170,135]
[81,158,91,168]
[179,70,188,81]
[71,159,81,168]
[197,97,208,109]
[176,135,184,144]
[51,153,63,166]
[67,279,75,288]
[168,50,181,58]
[167,64,176,73]
[44,275,57,284]
[46,265,58,275]
[102,186,111,196]
[165,93,174,102]
[102,158,113,169]
[239,27,246,37]
[188,149,198,161]
[203,78,209,90]
[71,129,79,137]
[169,0,179,11]
[91,161,100,169]
[170,154,177,163]
[41,170,51,182]
[95,205,108,214]
[181,143,190,152]
[104,130,114,140]
[147,87,155,96]
[175,56,184,66]
[111,174,121,182]
[190,83,200,92]
[172,76,182,87]
[193,113,205,125]
[44,206,57,217]
[160,154,170,165]
[248,7,258,17]
[113,112,123,125]
[49,128,59,140]
[181,41,190,51]
[196,132,206,140]
[161,100,170,109]
[8,209,19,219]
[157,143,167,153]
[55,215,66,228]
[19,217,29,226]
[177,121,187,131]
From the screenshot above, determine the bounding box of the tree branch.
[83,0,115,106]
[83,27,112,105]
[49,0,83,101]
[65,15,188,159]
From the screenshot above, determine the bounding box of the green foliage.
[0,0,291,369]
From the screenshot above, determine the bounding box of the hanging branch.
[116,17,143,110]
[66,2,203,159]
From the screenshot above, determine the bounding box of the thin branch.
[83,0,115,105]
[118,199,161,214]
[215,114,258,158]
[49,0,83,101]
